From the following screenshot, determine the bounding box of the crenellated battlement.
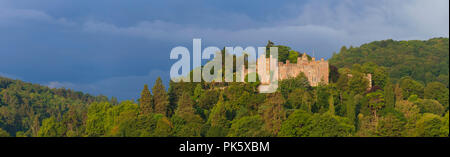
[242,52,329,86]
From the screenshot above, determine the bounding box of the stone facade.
[242,53,329,86]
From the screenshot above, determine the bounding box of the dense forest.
[0,38,448,137]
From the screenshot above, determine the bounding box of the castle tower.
[242,52,331,87]
[302,52,308,61]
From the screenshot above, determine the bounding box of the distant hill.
[1,38,448,137]
[0,76,111,136]
[329,38,449,85]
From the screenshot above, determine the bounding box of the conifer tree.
[384,81,395,112]
[260,92,286,136]
[206,93,229,137]
[152,77,170,116]
[328,94,335,115]
[175,92,197,121]
[139,84,153,115]
[208,93,228,128]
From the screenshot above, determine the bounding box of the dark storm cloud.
[0,0,448,100]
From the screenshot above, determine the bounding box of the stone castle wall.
[242,53,329,86]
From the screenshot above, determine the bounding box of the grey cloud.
[80,0,448,58]
[0,72,22,80]
[0,7,75,26]
[45,70,168,100]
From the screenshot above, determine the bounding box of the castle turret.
[302,52,308,61]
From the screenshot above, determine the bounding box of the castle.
[241,53,329,86]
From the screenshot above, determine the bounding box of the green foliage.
[279,73,311,99]
[415,99,445,116]
[348,70,370,94]
[85,102,111,137]
[441,112,449,137]
[286,89,311,110]
[0,128,10,137]
[1,38,449,137]
[415,113,443,137]
[400,77,424,99]
[366,90,385,113]
[0,76,108,136]
[172,92,203,137]
[314,84,330,113]
[228,115,269,137]
[343,92,357,125]
[384,82,395,112]
[153,77,170,116]
[206,94,229,136]
[139,84,153,114]
[424,82,449,110]
[287,50,299,63]
[38,116,64,137]
[309,113,354,137]
[330,38,449,85]
[278,110,312,137]
[260,92,286,136]
[376,113,405,137]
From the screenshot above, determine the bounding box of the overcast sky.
[0,0,448,100]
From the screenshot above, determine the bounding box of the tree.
[376,113,405,137]
[104,101,140,137]
[415,113,443,137]
[384,82,395,112]
[309,113,354,137]
[227,115,269,137]
[373,67,388,89]
[172,92,203,137]
[0,128,10,137]
[329,65,340,83]
[154,116,173,137]
[287,50,299,63]
[314,84,330,113]
[399,77,424,99]
[441,112,449,137]
[115,109,140,137]
[278,110,312,137]
[356,113,376,137]
[153,77,170,116]
[85,102,111,137]
[38,116,64,137]
[329,38,449,84]
[206,94,229,137]
[424,82,449,110]
[286,89,306,109]
[395,100,420,136]
[415,99,445,116]
[343,92,357,125]
[328,94,335,115]
[348,71,369,94]
[279,72,310,99]
[260,92,286,136]
[366,90,385,125]
[197,89,220,110]
[394,84,403,102]
[192,84,204,103]
[139,84,153,115]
